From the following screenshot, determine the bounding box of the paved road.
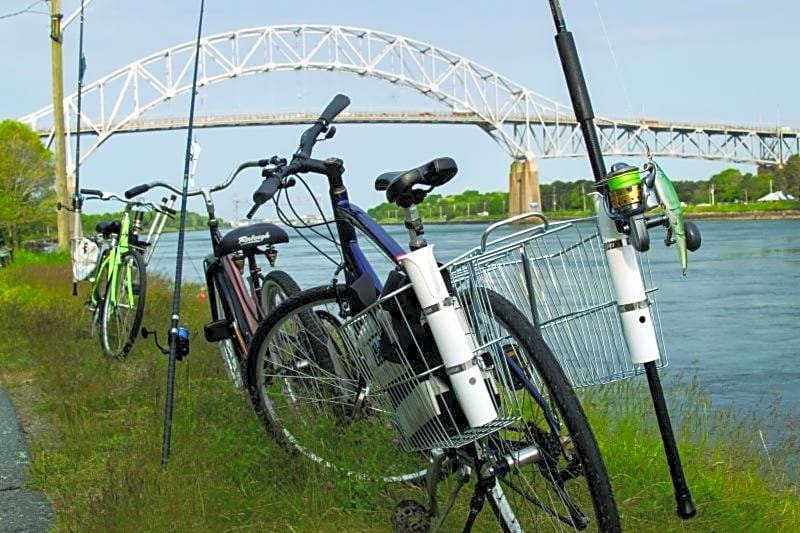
[0,381,53,532]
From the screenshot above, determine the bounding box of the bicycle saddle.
[215,222,289,257]
[95,220,121,238]
[375,157,458,207]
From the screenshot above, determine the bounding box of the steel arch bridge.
[19,24,800,172]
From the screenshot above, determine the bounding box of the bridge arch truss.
[20,24,799,170]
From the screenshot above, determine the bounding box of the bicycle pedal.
[204,319,233,342]
[391,499,430,533]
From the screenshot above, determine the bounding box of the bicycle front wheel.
[247,285,429,483]
[101,249,146,358]
[464,289,619,531]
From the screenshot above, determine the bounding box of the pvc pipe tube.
[399,246,498,427]
[591,193,660,364]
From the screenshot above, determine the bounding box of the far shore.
[371,209,800,225]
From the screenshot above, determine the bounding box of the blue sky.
[1,0,798,219]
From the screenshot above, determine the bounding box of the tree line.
[2,118,799,245]
[368,155,800,220]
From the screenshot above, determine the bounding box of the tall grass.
[0,254,797,531]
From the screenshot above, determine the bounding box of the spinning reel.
[600,159,702,274]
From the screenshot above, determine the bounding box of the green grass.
[0,253,797,531]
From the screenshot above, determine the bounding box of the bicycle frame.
[126,167,282,358]
[105,212,133,312]
[305,164,532,428]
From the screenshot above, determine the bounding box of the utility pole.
[50,0,69,250]
[581,182,587,211]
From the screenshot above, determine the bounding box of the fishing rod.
[545,0,697,520]
[69,0,87,296]
[160,0,206,470]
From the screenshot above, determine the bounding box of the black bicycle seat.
[215,222,289,257]
[375,157,458,207]
[95,220,121,238]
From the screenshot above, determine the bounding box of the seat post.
[403,205,427,250]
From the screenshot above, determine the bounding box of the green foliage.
[368,190,509,221]
[0,120,56,245]
[367,162,800,223]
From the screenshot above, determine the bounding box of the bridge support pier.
[507,157,541,218]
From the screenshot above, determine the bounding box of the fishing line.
[592,0,634,117]
[161,0,205,470]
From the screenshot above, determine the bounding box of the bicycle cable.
[271,179,344,270]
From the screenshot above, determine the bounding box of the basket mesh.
[447,217,666,388]
[338,283,523,452]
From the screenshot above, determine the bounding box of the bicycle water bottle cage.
[95,220,121,238]
[375,157,458,208]
[214,223,289,257]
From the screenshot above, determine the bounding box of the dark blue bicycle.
[246,95,619,531]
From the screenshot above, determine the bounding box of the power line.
[0,0,49,20]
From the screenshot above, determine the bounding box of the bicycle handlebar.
[123,160,265,200]
[297,93,350,158]
[79,188,171,214]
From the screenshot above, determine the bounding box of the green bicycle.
[79,189,176,358]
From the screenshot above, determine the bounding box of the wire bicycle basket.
[447,215,667,389]
[338,281,524,453]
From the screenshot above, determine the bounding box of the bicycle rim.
[212,276,245,388]
[250,288,429,483]
[462,290,619,531]
[101,250,146,358]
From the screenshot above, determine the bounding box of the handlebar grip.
[319,94,351,123]
[125,184,151,199]
[80,188,103,196]
[252,176,280,205]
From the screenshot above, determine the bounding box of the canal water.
[149,218,800,447]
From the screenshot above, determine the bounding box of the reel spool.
[603,162,647,218]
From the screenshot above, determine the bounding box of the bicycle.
[124,163,302,388]
[245,94,620,531]
[72,189,177,358]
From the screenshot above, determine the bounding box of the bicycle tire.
[212,270,255,388]
[101,248,146,359]
[260,270,301,316]
[463,289,619,532]
[247,285,429,483]
[77,249,111,339]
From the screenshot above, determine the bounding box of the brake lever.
[246,203,260,220]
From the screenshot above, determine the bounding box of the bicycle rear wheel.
[101,249,146,358]
[77,250,110,339]
[247,285,429,483]
[260,270,301,316]
[462,289,619,531]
